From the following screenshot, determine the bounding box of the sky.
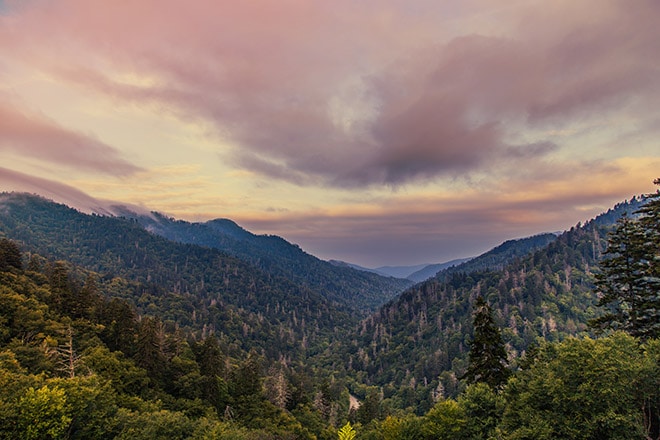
[0,0,659,267]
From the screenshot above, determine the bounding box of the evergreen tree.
[592,179,660,340]
[0,238,22,271]
[634,178,660,339]
[591,214,649,337]
[462,296,509,389]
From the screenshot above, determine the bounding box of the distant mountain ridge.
[0,192,351,360]
[406,258,473,282]
[122,211,413,314]
[330,258,473,283]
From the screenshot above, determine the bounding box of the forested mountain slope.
[0,193,351,361]
[0,241,352,439]
[435,233,559,279]
[334,197,646,413]
[124,211,412,313]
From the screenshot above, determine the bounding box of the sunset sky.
[1,0,659,267]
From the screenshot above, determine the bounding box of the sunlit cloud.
[3,0,657,188]
[0,0,658,265]
[0,95,142,176]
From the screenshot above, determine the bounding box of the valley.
[0,190,657,439]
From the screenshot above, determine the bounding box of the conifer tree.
[463,296,509,389]
[592,179,660,340]
[634,178,660,338]
[0,238,22,271]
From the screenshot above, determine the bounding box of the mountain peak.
[205,218,253,240]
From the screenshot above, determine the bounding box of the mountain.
[331,196,646,413]
[327,260,427,279]
[0,192,352,361]
[371,264,431,279]
[121,211,412,314]
[406,258,472,283]
[331,259,474,283]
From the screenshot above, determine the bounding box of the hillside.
[0,192,351,361]
[0,241,349,439]
[436,233,559,279]
[332,197,646,413]
[124,211,412,314]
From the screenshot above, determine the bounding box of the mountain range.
[0,190,648,413]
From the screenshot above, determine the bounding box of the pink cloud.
[0,98,142,176]
[2,0,659,187]
[0,167,153,217]
[0,166,110,214]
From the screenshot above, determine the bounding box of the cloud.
[0,97,142,176]
[0,166,111,214]
[0,167,155,216]
[1,0,659,188]
[238,157,660,266]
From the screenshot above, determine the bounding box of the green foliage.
[457,383,503,440]
[337,421,356,440]
[378,415,425,440]
[2,191,658,438]
[114,408,199,440]
[501,333,655,439]
[423,399,468,440]
[16,385,72,440]
[356,387,382,425]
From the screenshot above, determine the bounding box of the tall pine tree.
[635,178,660,339]
[592,179,660,340]
[463,296,509,389]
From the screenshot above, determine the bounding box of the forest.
[0,180,658,439]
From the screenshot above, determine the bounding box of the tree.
[0,238,22,271]
[591,214,649,336]
[462,296,509,389]
[422,399,468,440]
[457,383,503,440]
[356,387,382,425]
[54,325,80,378]
[592,179,660,340]
[16,385,72,440]
[634,178,660,338]
[135,316,168,383]
[264,366,290,410]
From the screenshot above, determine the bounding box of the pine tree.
[463,296,509,389]
[634,178,660,339]
[591,214,649,336]
[592,179,660,340]
[0,238,22,271]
